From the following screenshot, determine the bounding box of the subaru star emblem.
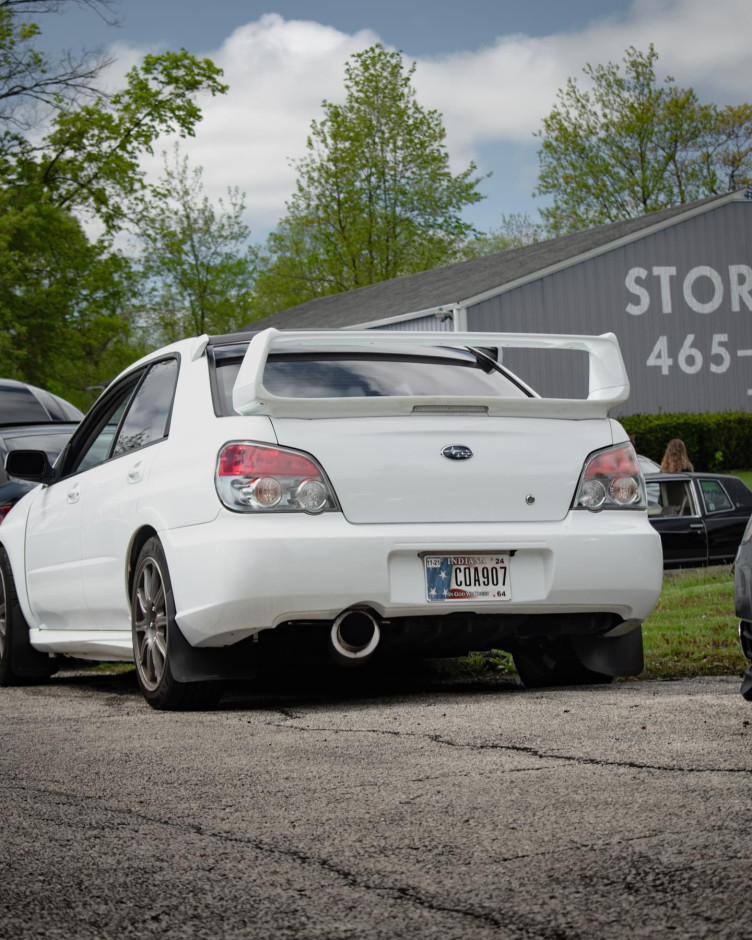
[441,444,473,461]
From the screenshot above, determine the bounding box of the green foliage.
[426,649,517,680]
[134,145,258,343]
[256,44,485,313]
[0,2,229,406]
[457,211,546,260]
[0,189,142,408]
[0,1,112,132]
[621,412,752,471]
[536,44,752,235]
[25,48,227,229]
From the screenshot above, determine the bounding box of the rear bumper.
[160,510,663,648]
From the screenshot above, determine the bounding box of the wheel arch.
[127,526,160,603]
[0,534,37,630]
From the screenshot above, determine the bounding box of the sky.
[35,0,752,242]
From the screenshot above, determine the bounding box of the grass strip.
[641,565,745,679]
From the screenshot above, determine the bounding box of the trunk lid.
[270,414,612,524]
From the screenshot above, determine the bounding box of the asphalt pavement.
[1,669,750,939]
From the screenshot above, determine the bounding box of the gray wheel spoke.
[133,553,169,693]
[151,634,167,673]
[134,587,149,622]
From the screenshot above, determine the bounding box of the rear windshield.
[211,348,530,415]
[0,385,50,423]
[0,383,82,423]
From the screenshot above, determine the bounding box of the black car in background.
[733,516,752,700]
[0,423,79,521]
[0,379,82,522]
[645,472,752,569]
[0,378,82,425]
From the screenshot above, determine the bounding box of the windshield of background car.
[211,345,531,415]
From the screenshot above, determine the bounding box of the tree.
[0,1,230,406]
[458,212,545,260]
[13,47,228,230]
[0,0,116,132]
[700,103,752,195]
[134,145,258,343]
[535,45,752,235]
[0,189,138,407]
[256,44,484,312]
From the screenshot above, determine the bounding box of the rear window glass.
[0,385,50,423]
[212,349,530,415]
[699,479,733,513]
[0,383,82,423]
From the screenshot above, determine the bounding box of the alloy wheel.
[133,557,168,692]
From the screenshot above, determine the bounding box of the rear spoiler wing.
[231,328,630,419]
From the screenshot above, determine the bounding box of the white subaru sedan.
[0,329,663,709]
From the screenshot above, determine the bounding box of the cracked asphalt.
[1,669,750,939]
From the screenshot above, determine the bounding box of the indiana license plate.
[424,554,511,602]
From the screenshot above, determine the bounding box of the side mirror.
[5,449,55,483]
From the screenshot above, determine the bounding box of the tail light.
[0,504,12,524]
[215,442,339,514]
[574,442,647,512]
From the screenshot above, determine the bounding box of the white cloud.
[109,1,752,239]
[130,14,380,232]
[416,0,752,149]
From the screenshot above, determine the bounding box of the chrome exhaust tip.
[329,609,381,666]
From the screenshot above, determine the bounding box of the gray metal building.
[249,189,752,416]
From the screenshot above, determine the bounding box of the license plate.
[424,554,511,602]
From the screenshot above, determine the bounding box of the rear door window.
[112,358,179,458]
[699,479,733,514]
[646,480,696,517]
[65,358,179,476]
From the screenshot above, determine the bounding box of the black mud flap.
[11,622,58,678]
[570,627,644,678]
[168,619,257,683]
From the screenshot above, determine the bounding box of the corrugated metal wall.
[467,201,752,416]
[369,313,455,332]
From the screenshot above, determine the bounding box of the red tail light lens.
[216,442,338,514]
[574,443,646,511]
[0,504,13,524]
[218,445,321,479]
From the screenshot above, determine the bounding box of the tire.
[131,538,223,711]
[512,635,613,689]
[739,621,752,701]
[0,546,57,686]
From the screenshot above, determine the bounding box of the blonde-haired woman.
[660,439,694,473]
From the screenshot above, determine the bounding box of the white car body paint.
[0,330,663,665]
